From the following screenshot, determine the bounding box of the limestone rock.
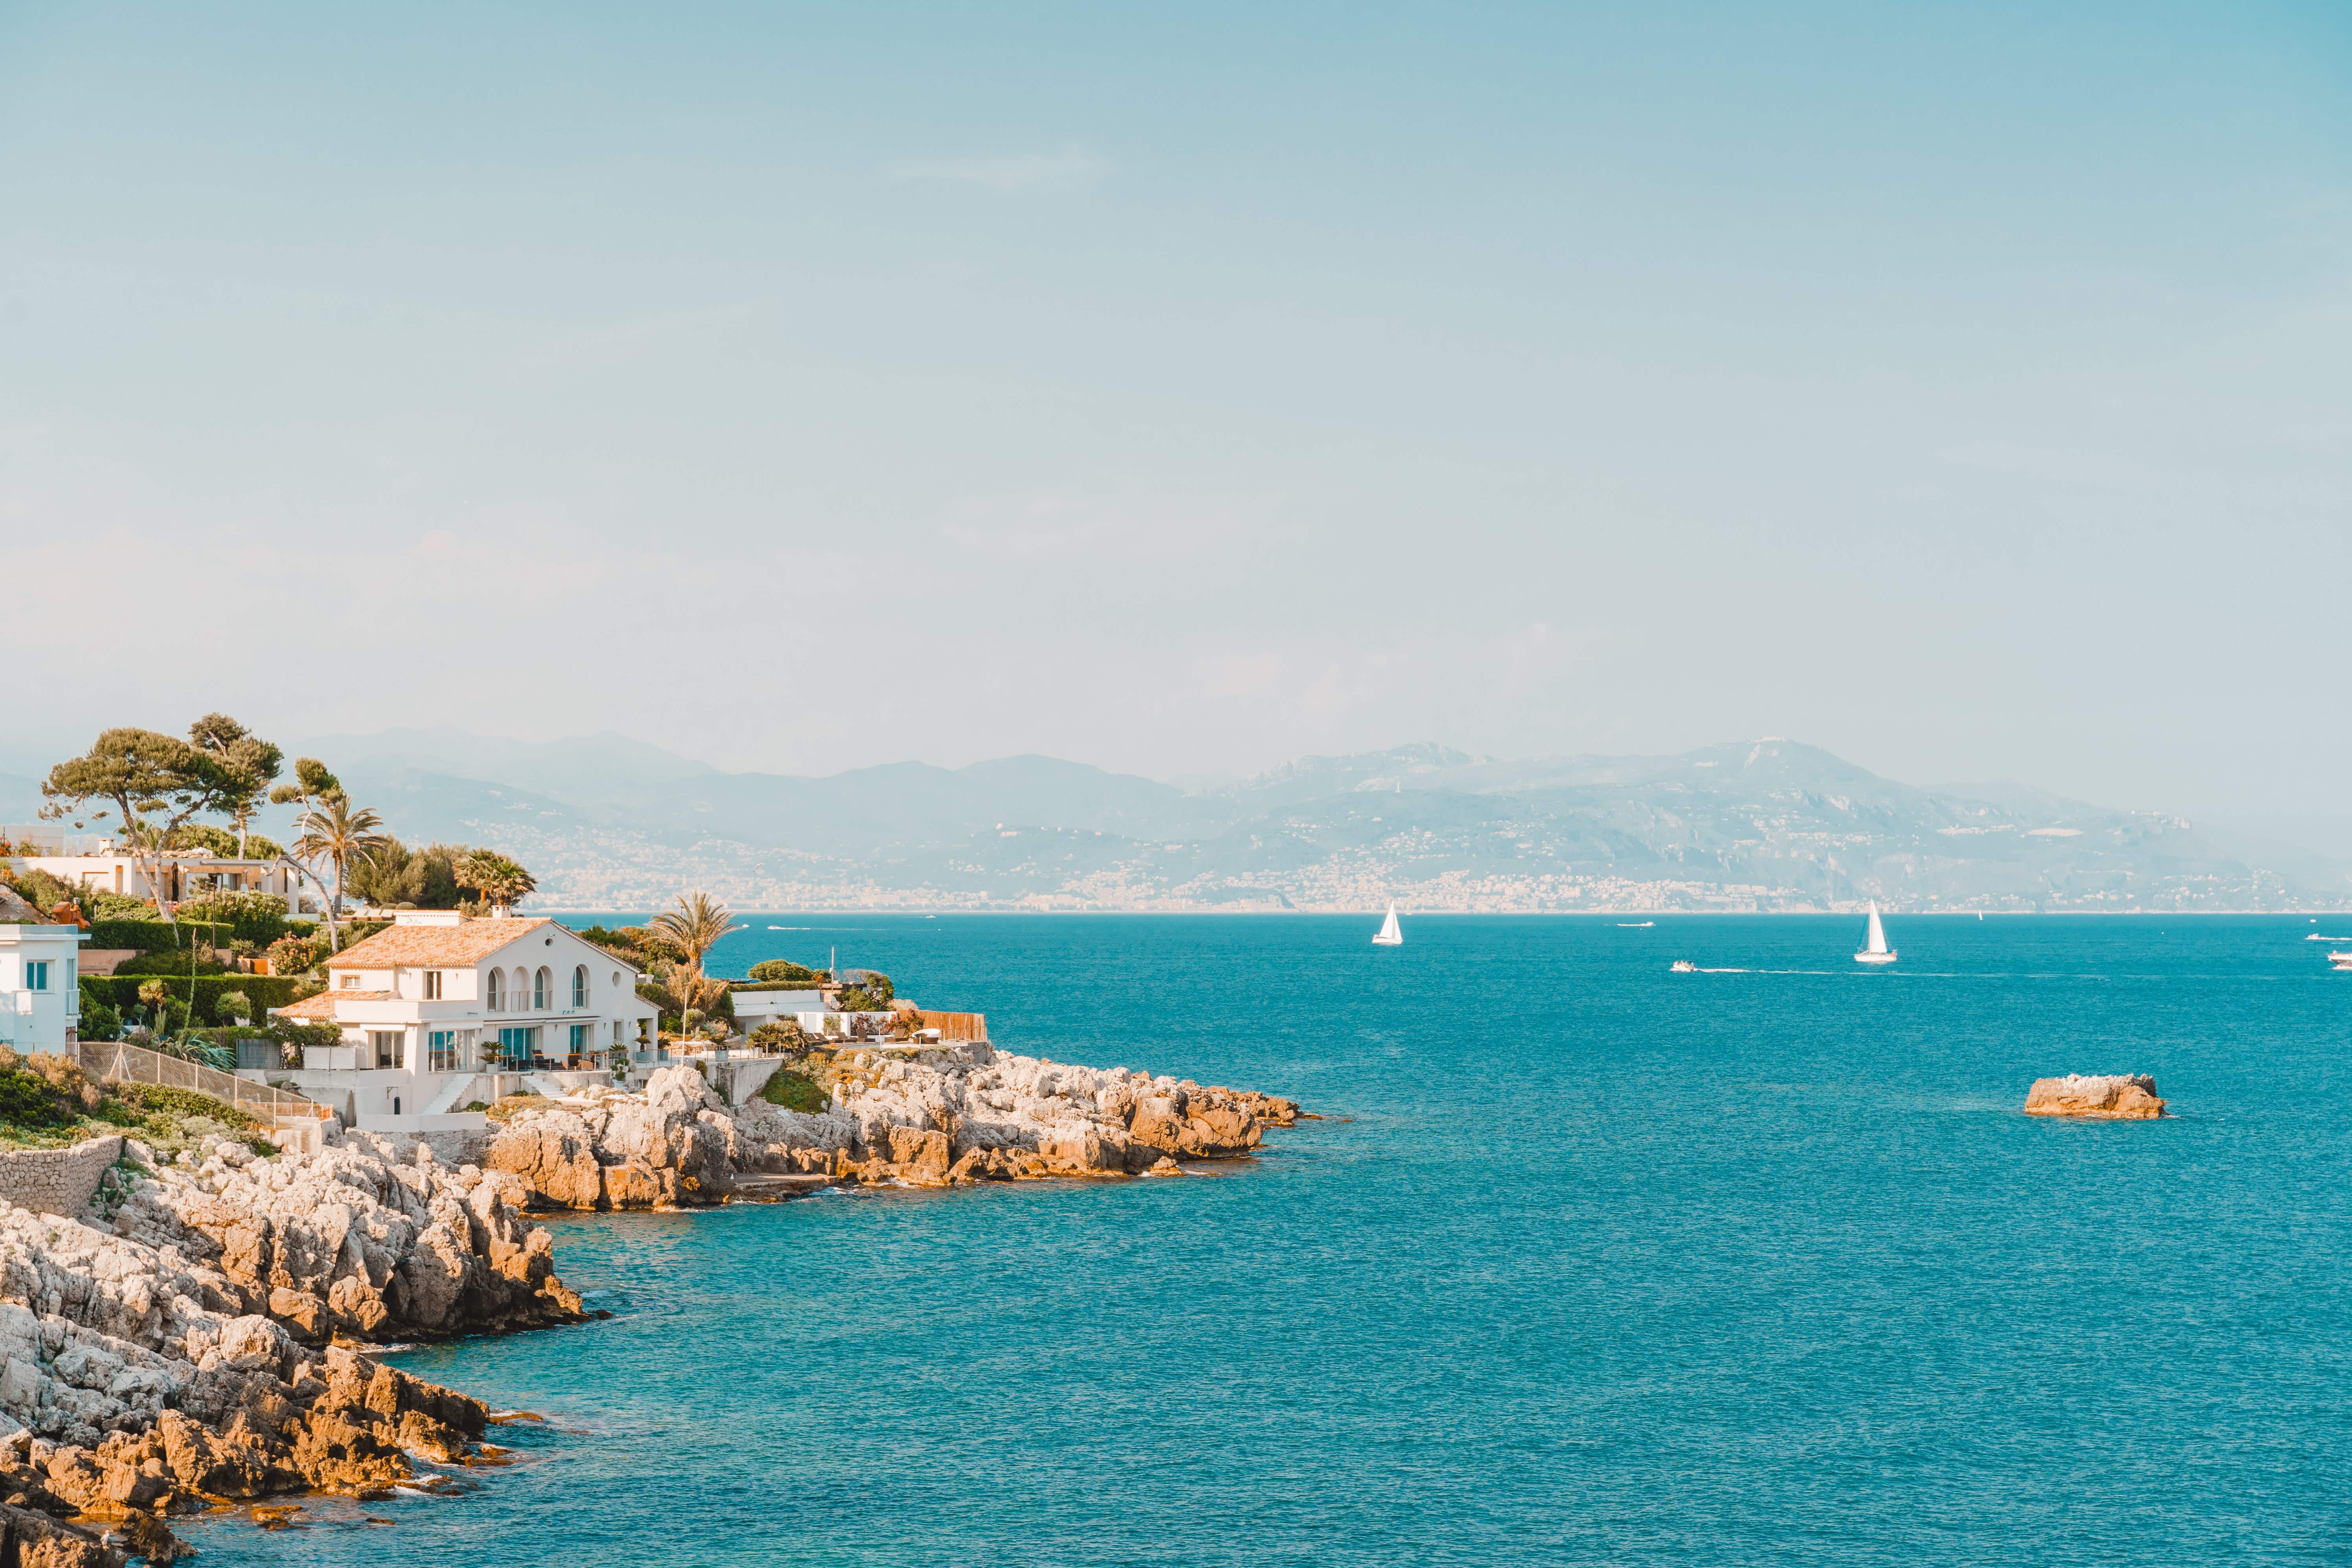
[2024,1074,2167,1119]
[0,1133,539,1531]
[488,1048,1296,1198]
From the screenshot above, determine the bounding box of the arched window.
[513,967,531,1011]
[572,965,588,1008]
[486,970,503,1012]
[533,968,551,1010]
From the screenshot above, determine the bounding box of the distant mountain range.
[8,727,2328,913]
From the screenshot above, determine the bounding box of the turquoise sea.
[186,914,2352,1566]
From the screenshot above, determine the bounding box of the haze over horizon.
[6,3,2346,847]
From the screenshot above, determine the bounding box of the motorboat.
[1671,959,1696,973]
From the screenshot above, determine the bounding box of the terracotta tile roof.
[273,991,384,1019]
[325,917,556,971]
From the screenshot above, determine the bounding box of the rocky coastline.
[0,1043,1297,1562]
[485,1045,1301,1207]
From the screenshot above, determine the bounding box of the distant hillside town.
[10,727,2339,915]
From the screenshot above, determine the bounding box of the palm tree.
[648,891,743,1034]
[455,848,537,914]
[292,795,391,951]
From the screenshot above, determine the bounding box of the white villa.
[0,886,84,1054]
[267,911,659,1133]
[2,827,322,913]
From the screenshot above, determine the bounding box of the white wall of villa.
[0,922,84,1054]
[264,911,658,1134]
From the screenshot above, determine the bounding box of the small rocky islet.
[2023,1073,2168,1120]
[0,1042,1300,1563]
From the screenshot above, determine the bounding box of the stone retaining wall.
[0,1136,124,1217]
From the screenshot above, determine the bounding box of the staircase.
[423,1073,490,1115]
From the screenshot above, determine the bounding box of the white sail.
[1854,902,1897,964]
[1373,903,1403,946]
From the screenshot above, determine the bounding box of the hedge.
[88,920,230,954]
[80,975,307,1027]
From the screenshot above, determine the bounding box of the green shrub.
[79,1000,121,1041]
[78,975,306,1027]
[835,985,886,1012]
[0,1070,71,1128]
[747,959,819,984]
[265,933,321,977]
[108,1080,262,1133]
[3,868,87,918]
[215,990,254,1024]
[110,948,230,976]
[757,1069,829,1113]
[173,890,290,945]
[89,919,229,954]
[747,1021,808,1052]
[89,890,156,922]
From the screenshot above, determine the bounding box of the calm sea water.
[185,914,2352,1566]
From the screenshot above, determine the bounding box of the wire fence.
[77,1039,330,1124]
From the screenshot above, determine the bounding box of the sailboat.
[1372,903,1403,946]
[1854,902,1897,965]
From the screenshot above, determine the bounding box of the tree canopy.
[186,714,282,856]
[43,729,244,926]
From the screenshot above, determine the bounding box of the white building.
[727,988,828,1036]
[266,911,659,1133]
[0,886,83,1054]
[2,829,322,913]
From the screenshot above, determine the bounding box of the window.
[340,974,358,990]
[533,967,551,1010]
[23,962,48,992]
[569,1023,589,1056]
[498,1025,538,1067]
[428,1029,471,1072]
[486,970,504,1011]
[613,1020,624,1048]
[371,1030,402,1069]
[514,968,531,1010]
[424,970,442,1000]
[572,965,588,1008]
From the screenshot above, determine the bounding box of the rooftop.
[274,990,388,1019]
[326,916,556,970]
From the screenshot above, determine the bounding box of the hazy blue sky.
[4,2,2347,826]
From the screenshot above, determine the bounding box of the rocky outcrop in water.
[487,1048,1302,1207]
[2023,1074,2168,1119]
[0,1126,566,1561]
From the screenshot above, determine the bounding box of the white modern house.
[266,911,659,1133]
[727,988,828,1035]
[0,886,83,1054]
[1,827,322,912]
